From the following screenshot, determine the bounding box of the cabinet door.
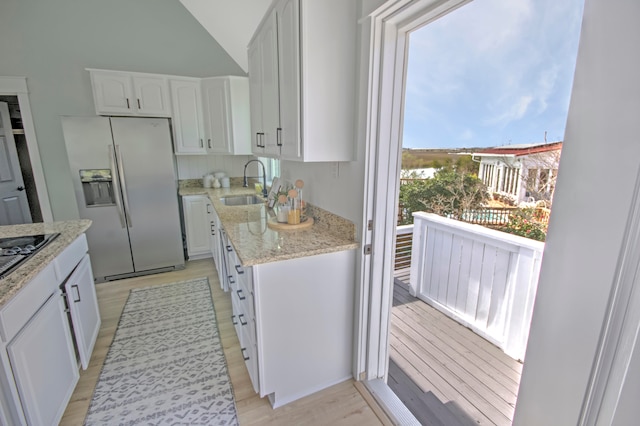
[202,78,232,154]
[133,75,171,117]
[248,41,266,156]
[90,71,135,115]
[208,201,219,262]
[64,254,101,370]
[276,0,301,160]
[170,79,206,154]
[7,294,79,426]
[255,11,281,157]
[183,196,211,257]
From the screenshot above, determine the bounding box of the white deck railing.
[409,212,544,361]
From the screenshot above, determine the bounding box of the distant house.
[473,142,563,204]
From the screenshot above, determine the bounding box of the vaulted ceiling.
[179,0,272,72]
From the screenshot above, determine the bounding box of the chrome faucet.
[243,159,268,198]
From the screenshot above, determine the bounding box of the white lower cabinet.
[63,254,101,370]
[0,233,99,425]
[182,195,212,259]
[7,294,78,426]
[224,241,356,407]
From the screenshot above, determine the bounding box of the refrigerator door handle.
[109,144,126,228]
[115,144,133,227]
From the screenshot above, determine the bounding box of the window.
[257,157,280,186]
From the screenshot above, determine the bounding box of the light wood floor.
[60,259,389,425]
[389,274,523,425]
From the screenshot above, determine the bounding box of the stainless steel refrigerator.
[62,116,184,281]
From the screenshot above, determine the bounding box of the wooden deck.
[390,269,523,425]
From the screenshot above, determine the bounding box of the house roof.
[472,141,563,157]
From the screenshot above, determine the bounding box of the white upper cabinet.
[89,69,171,117]
[170,78,206,154]
[202,77,252,155]
[248,0,357,162]
[133,75,171,116]
[248,10,281,157]
[88,69,252,156]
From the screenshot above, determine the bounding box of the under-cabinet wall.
[175,155,252,180]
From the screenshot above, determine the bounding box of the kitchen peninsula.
[0,220,92,304]
[180,182,359,408]
[0,220,99,426]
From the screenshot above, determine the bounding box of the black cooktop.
[0,233,60,279]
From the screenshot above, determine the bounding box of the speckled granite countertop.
[0,220,92,307]
[179,184,359,266]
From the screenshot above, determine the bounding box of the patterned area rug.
[85,278,238,425]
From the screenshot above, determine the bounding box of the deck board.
[390,273,522,425]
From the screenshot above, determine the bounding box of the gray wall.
[0,0,244,220]
[513,0,640,423]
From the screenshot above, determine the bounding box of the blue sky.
[402,0,585,149]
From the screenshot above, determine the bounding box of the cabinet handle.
[208,139,212,149]
[211,224,215,236]
[137,98,141,109]
[199,139,204,148]
[235,265,244,274]
[232,315,238,325]
[239,314,248,326]
[237,289,246,300]
[126,98,130,109]
[277,127,282,147]
[206,204,212,214]
[226,245,233,252]
[241,347,250,361]
[228,275,235,285]
[71,284,81,303]
[255,133,260,148]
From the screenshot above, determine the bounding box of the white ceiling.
[179,0,272,73]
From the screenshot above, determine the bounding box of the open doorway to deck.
[359,0,583,423]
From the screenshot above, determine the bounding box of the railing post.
[502,245,543,360]
[409,215,426,297]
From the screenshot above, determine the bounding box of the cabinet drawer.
[0,263,58,342]
[234,262,253,293]
[235,281,255,323]
[231,285,256,346]
[54,234,88,282]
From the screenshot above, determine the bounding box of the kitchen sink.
[220,195,265,206]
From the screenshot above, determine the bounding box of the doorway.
[358,0,581,422]
[0,97,41,224]
[0,77,52,223]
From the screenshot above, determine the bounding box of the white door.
[202,78,231,154]
[0,102,31,225]
[248,40,266,156]
[64,254,101,370]
[8,293,79,426]
[183,195,211,257]
[276,0,301,160]
[170,79,206,154]
[133,75,171,117]
[257,9,281,156]
[90,71,134,115]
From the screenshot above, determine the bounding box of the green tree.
[399,166,489,225]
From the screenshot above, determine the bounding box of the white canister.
[203,174,214,188]
[214,171,226,179]
[276,205,289,223]
[221,177,230,188]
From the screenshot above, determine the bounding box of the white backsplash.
[175,155,253,180]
